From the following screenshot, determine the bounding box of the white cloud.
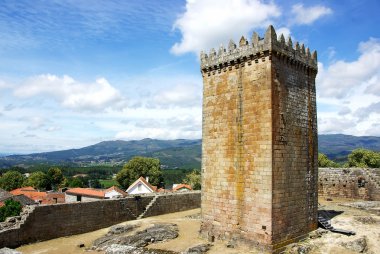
[21,116,46,131]
[317,38,380,136]
[114,112,202,141]
[276,27,291,39]
[115,128,200,141]
[0,80,12,90]
[171,0,280,55]
[152,84,201,108]
[327,47,336,61]
[317,38,380,99]
[45,126,62,132]
[14,74,126,112]
[355,102,380,121]
[291,4,332,25]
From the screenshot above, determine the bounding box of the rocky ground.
[14,199,380,254]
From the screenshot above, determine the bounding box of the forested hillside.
[1,135,379,168]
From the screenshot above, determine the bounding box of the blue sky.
[0,0,379,154]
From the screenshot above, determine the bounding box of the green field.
[99,179,119,188]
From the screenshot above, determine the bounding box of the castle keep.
[200,26,318,251]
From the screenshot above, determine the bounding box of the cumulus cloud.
[4,104,16,111]
[317,38,380,136]
[152,84,201,108]
[291,4,332,25]
[115,127,200,141]
[171,0,280,55]
[276,27,291,39]
[364,75,380,96]
[318,116,355,134]
[20,116,46,131]
[317,38,380,99]
[45,126,62,132]
[0,80,12,90]
[115,113,202,141]
[355,102,380,121]
[14,74,126,112]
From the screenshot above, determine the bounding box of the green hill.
[0,134,379,168]
[0,139,201,169]
[318,134,380,162]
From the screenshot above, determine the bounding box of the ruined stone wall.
[319,168,380,200]
[200,25,318,252]
[0,191,200,248]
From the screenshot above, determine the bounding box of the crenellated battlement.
[200,25,318,73]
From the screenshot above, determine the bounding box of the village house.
[65,186,127,203]
[172,184,192,192]
[10,187,65,205]
[126,177,157,194]
[0,189,35,207]
[104,186,128,199]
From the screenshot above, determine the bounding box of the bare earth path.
[16,199,380,254]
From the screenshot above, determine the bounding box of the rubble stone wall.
[319,168,380,201]
[0,191,200,248]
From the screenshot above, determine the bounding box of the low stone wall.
[319,168,380,200]
[0,191,201,248]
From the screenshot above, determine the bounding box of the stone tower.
[200,25,318,252]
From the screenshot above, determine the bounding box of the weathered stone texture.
[319,168,380,200]
[0,191,201,248]
[200,26,318,251]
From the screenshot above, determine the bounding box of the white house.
[126,176,157,195]
[65,186,127,203]
[104,186,127,199]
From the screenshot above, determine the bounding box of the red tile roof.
[10,187,47,203]
[157,188,172,193]
[10,186,36,194]
[65,188,106,198]
[10,187,65,205]
[126,176,158,193]
[172,184,192,192]
[106,186,127,196]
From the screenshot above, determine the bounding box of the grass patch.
[100,179,119,188]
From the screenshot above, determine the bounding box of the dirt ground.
[16,198,380,254]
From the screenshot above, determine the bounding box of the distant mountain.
[318,134,380,162]
[0,135,379,168]
[0,139,202,169]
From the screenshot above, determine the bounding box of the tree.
[0,199,22,222]
[65,177,85,188]
[0,171,24,191]
[116,156,163,189]
[183,170,201,190]
[89,179,102,189]
[318,153,339,168]
[348,148,380,168]
[25,171,50,191]
[47,167,64,190]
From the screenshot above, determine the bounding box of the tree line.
[319,148,380,168]
[0,156,202,192]
[5,148,376,192]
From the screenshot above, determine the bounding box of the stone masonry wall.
[319,168,380,201]
[65,193,104,203]
[201,44,273,246]
[270,53,318,248]
[0,191,200,248]
[200,25,318,252]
